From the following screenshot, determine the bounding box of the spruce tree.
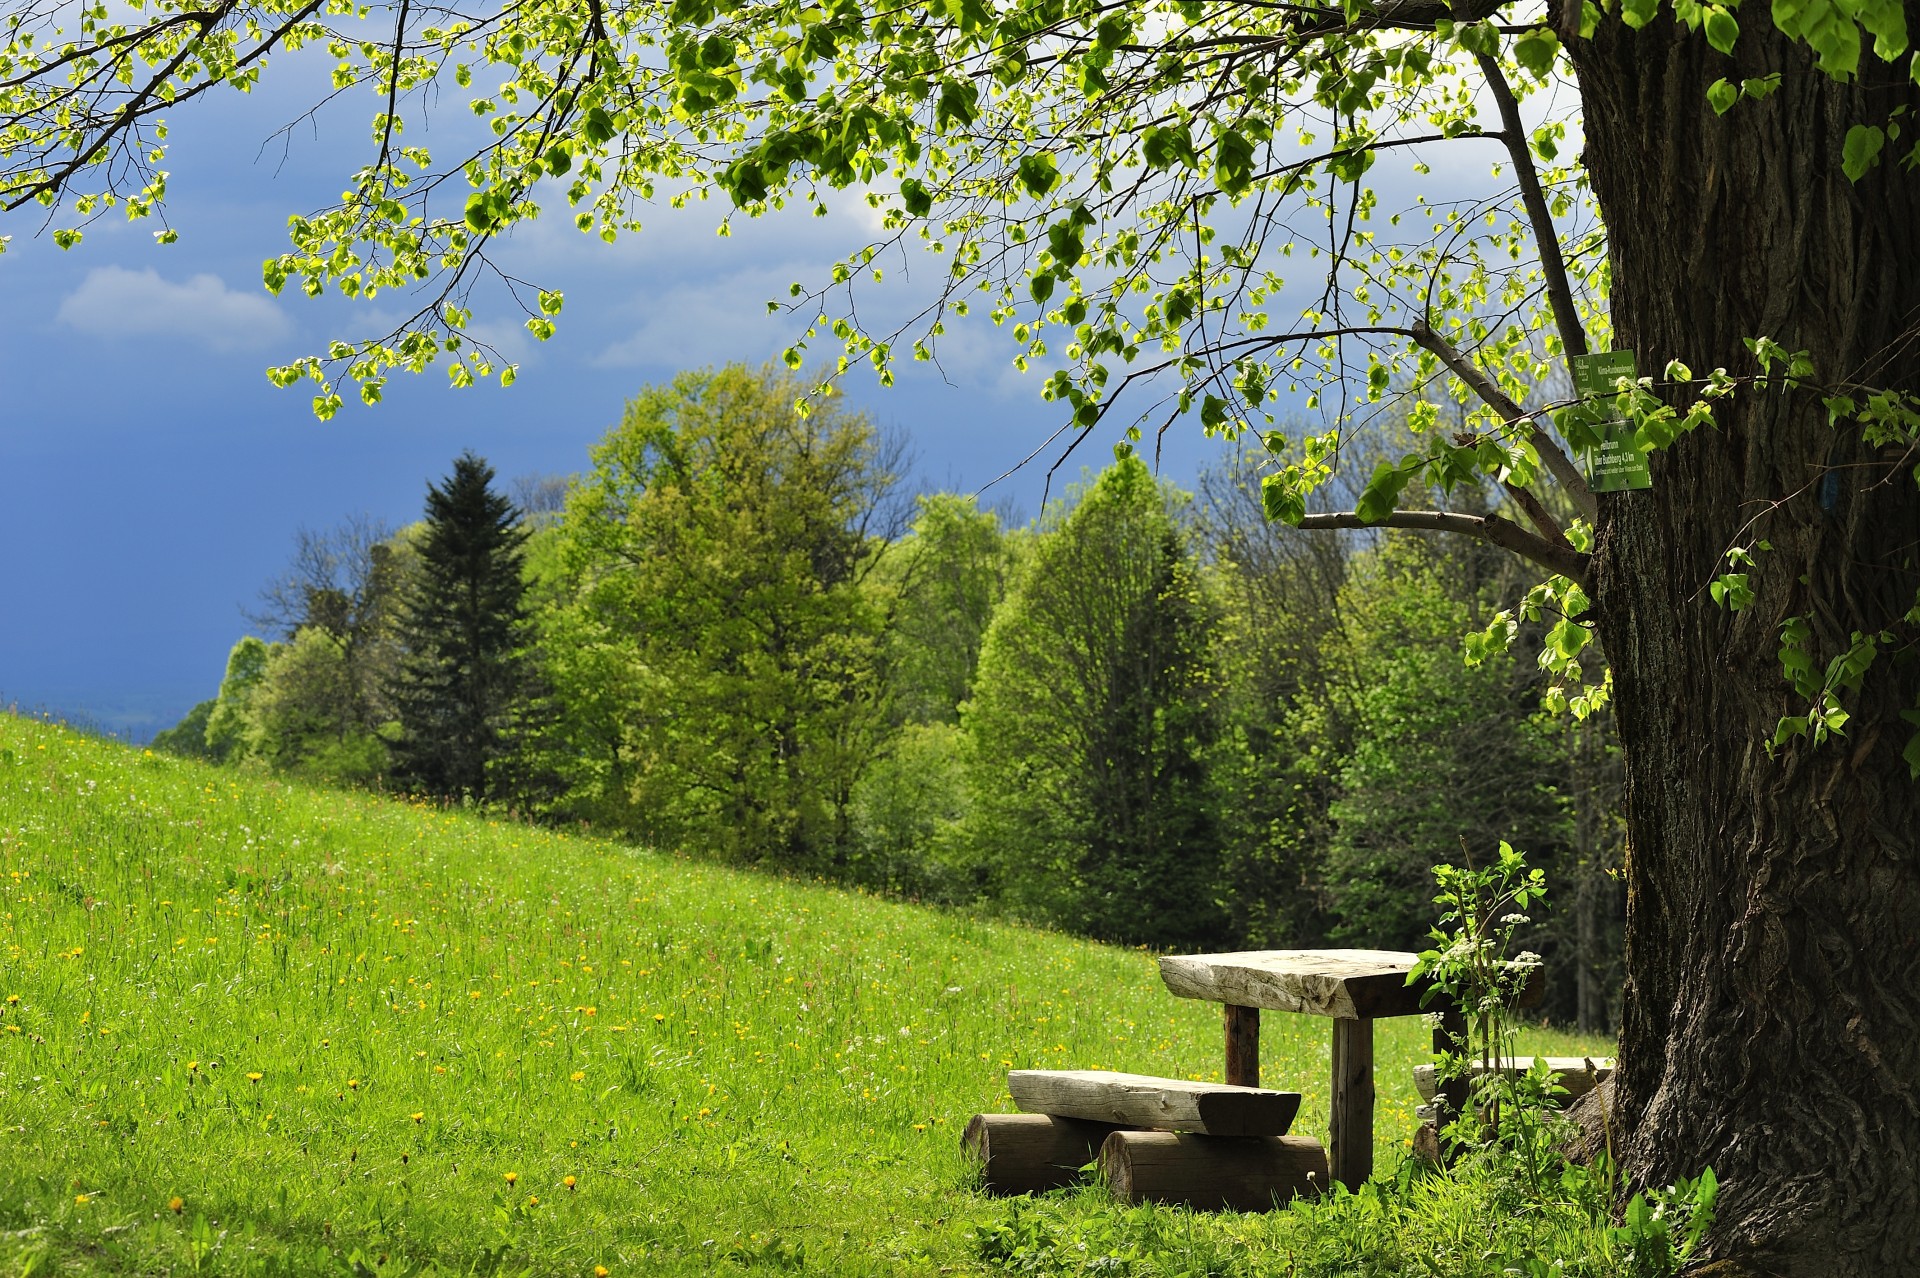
[389,451,530,801]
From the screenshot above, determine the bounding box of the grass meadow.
[0,713,1614,1275]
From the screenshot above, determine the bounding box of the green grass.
[0,714,1616,1276]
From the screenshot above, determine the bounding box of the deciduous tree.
[541,364,906,865]
[964,458,1226,948]
[10,0,1920,1265]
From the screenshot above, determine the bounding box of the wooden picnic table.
[1159,948,1465,1192]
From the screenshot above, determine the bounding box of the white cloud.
[590,263,814,370]
[56,266,294,352]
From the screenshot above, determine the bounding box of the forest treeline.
[154,364,1624,1029]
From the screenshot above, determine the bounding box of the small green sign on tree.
[1568,352,1651,494]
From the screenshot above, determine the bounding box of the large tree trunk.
[1566,8,1920,1274]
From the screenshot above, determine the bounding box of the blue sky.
[0,60,1243,738]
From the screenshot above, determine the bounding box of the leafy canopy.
[7,0,1916,747]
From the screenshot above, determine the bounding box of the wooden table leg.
[1224,1004,1259,1087]
[1329,1016,1374,1192]
[1432,1002,1470,1133]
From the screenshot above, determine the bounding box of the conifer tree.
[389,452,530,801]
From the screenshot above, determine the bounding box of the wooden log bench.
[1410,1056,1615,1155]
[964,948,1549,1205]
[1158,948,1437,1192]
[1158,947,1542,1190]
[1411,1056,1614,1111]
[966,1068,1327,1207]
[1010,1069,1302,1136]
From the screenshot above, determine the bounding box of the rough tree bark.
[1567,7,1920,1274]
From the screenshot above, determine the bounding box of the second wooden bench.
[966,1068,1328,1209]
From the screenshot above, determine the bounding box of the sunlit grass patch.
[0,714,1612,1275]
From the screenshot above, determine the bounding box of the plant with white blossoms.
[1411,841,1554,1179]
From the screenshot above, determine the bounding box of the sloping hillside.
[0,714,1609,1275]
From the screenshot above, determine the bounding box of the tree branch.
[1475,51,1590,363]
[1411,317,1600,525]
[1298,508,1591,584]
[1501,478,1574,550]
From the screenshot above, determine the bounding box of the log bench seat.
[1008,1069,1303,1137]
[967,1068,1328,1207]
[1411,1056,1613,1107]
[1411,1056,1616,1139]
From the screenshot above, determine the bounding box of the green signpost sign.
[1569,350,1651,493]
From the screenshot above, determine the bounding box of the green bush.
[848,721,979,902]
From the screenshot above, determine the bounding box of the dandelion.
[570,1070,585,1082]
[653,1014,665,1023]
[169,1197,184,1213]
[595,1268,610,1277]
[74,1194,90,1206]
[412,1112,425,1123]
[563,1176,576,1190]
[5,994,16,1005]
[504,1172,518,1185]
[347,1079,360,1089]
[247,1072,263,1082]
[528,1195,540,1206]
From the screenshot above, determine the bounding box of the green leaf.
[583,107,615,145]
[1017,153,1059,197]
[1843,124,1886,180]
[1705,7,1741,53]
[1456,20,1500,55]
[1859,0,1910,60]
[1513,29,1560,78]
[1709,573,1753,610]
[464,192,498,233]
[1620,0,1660,28]
[1214,129,1255,197]
[899,178,932,217]
[1260,473,1304,524]
[1045,218,1085,269]
[1707,78,1740,114]
[1029,272,1054,304]
[1142,125,1195,170]
[936,79,979,131]
[1354,461,1411,524]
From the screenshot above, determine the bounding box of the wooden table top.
[1158,948,1432,1019]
